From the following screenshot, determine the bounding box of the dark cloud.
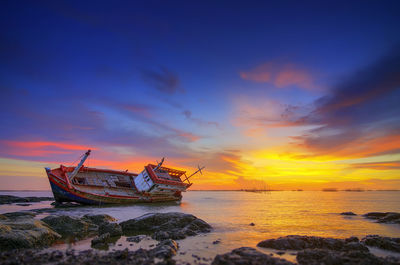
[141,67,183,94]
[286,47,400,158]
[183,110,192,119]
[182,109,220,128]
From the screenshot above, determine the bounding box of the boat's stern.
[45,166,72,203]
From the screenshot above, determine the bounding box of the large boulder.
[41,215,97,239]
[363,212,400,224]
[257,235,368,252]
[0,212,61,250]
[120,212,212,240]
[296,249,400,265]
[98,222,122,237]
[0,240,179,264]
[212,247,295,265]
[362,235,400,252]
[82,214,117,226]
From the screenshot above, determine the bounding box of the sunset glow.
[1,1,399,191]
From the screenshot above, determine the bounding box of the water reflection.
[1,190,400,263]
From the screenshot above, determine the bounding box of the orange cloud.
[295,133,400,160]
[240,62,316,90]
[349,161,400,170]
[0,140,95,157]
[177,132,201,142]
[231,97,312,139]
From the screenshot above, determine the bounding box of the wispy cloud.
[349,160,400,170]
[235,48,400,160]
[182,110,220,128]
[240,61,316,90]
[141,67,183,94]
[232,97,312,137]
[0,140,94,157]
[289,47,400,159]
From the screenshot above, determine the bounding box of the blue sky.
[1,0,400,190]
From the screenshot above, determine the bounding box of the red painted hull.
[46,166,186,205]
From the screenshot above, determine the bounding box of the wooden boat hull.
[46,168,183,205]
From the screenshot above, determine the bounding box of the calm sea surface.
[1,190,400,262]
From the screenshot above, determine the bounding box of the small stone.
[212,247,295,265]
[16,203,32,206]
[127,235,148,243]
[340,212,356,216]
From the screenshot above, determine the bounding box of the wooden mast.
[68,149,91,181]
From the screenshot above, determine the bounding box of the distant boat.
[243,183,270,193]
[45,150,204,205]
[322,188,338,192]
[344,188,365,192]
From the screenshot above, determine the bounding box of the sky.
[1,0,400,190]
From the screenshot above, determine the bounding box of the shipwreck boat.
[45,150,204,205]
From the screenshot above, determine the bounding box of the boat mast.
[68,149,91,181]
[183,165,205,183]
[153,157,165,171]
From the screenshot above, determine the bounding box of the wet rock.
[212,247,295,265]
[0,212,61,250]
[98,222,122,237]
[3,211,37,218]
[213,239,221,244]
[340,212,356,215]
[257,235,368,252]
[127,235,149,243]
[363,212,400,224]
[91,232,110,248]
[362,235,400,252]
[0,246,179,265]
[41,215,97,239]
[345,236,359,243]
[250,222,255,226]
[151,239,179,259]
[82,214,117,226]
[364,212,394,219]
[296,249,400,265]
[120,212,212,240]
[0,195,54,205]
[154,230,171,240]
[52,202,81,208]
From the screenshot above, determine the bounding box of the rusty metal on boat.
[45,150,204,205]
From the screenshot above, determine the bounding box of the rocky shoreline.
[0,196,400,264]
[0,195,54,205]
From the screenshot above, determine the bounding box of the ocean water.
[1,190,400,263]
